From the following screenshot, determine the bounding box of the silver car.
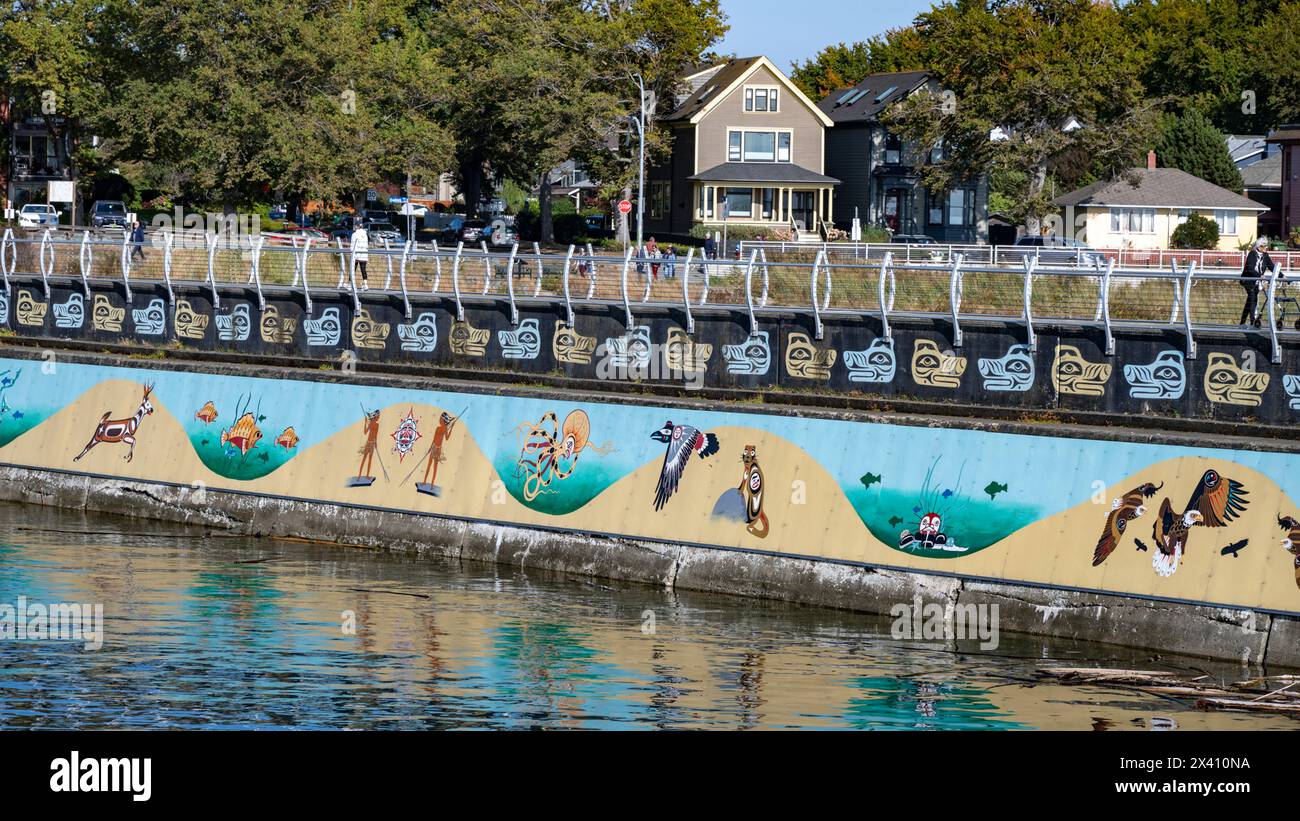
[1003,235,1104,267]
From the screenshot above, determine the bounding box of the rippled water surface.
[0,502,1295,730]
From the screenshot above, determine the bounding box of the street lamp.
[629,73,649,252]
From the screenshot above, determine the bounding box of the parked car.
[458,220,490,244]
[268,204,288,221]
[890,234,938,245]
[398,203,429,219]
[486,219,518,248]
[263,225,330,245]
[18,203,61,229]
[366,222,403,245]
[1003,235,1104,267]
[91,200,130,231]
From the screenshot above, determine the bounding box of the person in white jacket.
[351,221,370,290]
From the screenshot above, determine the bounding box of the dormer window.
[744,86,780,113]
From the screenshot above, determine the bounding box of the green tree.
[1153,110,1243,191]
[1170,213,1220,249]
[886,0,1159,234]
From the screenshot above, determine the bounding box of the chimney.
[1147,150,1157,170]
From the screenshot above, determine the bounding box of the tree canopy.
[1153,110,1244,191]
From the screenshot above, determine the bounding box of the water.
[0,501,1295,731]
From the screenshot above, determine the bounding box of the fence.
[2,227,1297,365]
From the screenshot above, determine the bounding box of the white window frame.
[723,188,753,218]
[1214,209,1237,236]
[744,85,780,113]
[1109,207,1155,234]
[726,128,793,164]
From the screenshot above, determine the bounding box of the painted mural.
[3,355,1300,616]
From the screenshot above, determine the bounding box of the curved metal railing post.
[810,249,832,340]
[480,241,492,296]
[430,240,443,293]
[299,237,313,314]
[948,252,964,347]
[399,241,412,319]
[382,239,394,290]
[1099,259,1114,355]
[77,230,93,298]
[699,252,711,306]
[532,242,543,298]
[682,248,696,334]
[1021,255,1037,352]
[758,248,770,307]
[346,237,359,311]
[744,249,758,336]
[248,235,265,310]
[334,237,348,289]
[1181,260,1197,359]
[584,243,596,300]
[641,248,653,304]
[561,245,575,327]
[452,242,465,321]
[878,251,895,340]
[620,247,634,327]
[1267,262,1282,364]
[39,228,55,299]
[118,229,131,298]
[205,231,221,309]
[0,228,13,301]
[160,232,174,306]
[1168,260,1183,325]
[505,242,520,326]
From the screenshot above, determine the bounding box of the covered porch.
[688,163,839,233]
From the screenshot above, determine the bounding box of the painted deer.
[74,384,155,463]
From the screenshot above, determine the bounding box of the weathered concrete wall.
[2,464,1293,668]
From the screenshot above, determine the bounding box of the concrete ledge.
[1,464,1296,670]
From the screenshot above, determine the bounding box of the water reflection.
[0,502,1295,730]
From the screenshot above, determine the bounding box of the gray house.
[819,71,989,243]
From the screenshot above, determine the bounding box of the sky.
[718,0,934,73]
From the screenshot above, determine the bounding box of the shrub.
[1170,214,1220,250]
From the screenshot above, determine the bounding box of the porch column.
[827,188,834,225]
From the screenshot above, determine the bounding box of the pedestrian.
[130,221,147,262]
[664,245,676,279]
[351,219,370,291]
[1239,237,1274,328]
[647,237,660,280]
[701,235,714,276]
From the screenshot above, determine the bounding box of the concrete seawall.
[1,345,1298,669]
[2,463,1293,668]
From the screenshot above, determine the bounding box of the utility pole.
[630,73,648,252]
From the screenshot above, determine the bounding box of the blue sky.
[719,0,934,73]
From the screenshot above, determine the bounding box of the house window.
[929,141,944,164]
[744,131,776,162]
[1109,207,1155,234]
[649,181,671,220]
[928,194,944,226]
[884,133,902,165]
[723,188,753,218]
[728,130,791,163]
[1214,209,1238,235]
[699,186,715,219]
[944,189,975,226]
[762,188,775,219]
[744,86,780,113]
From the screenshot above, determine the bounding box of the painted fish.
[889,516,904,528]
[860,472,882,489]
[984,481,1008,500]
[275,427,300,450]
[942,489,954,498]
[221,412,263,456]
[195,401,219,424]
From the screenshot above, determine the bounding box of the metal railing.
[2,228,1296,364]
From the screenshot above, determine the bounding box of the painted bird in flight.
[1092,482,1163,566]
[650,421,719,512]
[1151,470,1249,578]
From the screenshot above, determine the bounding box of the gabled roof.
[1241,152,1282,189]
[817,71,933,125]
[666,56,835,128]
[1052,168,1266,211]
[1226,134,1267,165]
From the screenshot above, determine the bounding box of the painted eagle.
[1151,470,1249,578]
[1093,483,1163,566]
[650,421,720,512]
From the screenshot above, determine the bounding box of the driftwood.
[1039,667,1300,715]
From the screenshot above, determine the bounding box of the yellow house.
[1053,165,1268,251]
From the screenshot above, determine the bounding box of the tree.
[886,0,1160,235]
[1153,110,1243,191]
[789,28,927,100]
[1170,213,1220,249]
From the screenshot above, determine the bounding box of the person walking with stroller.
[351,219,370,291]
[1239,237,1274,328]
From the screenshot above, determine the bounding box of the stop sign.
[618,200,633,215]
